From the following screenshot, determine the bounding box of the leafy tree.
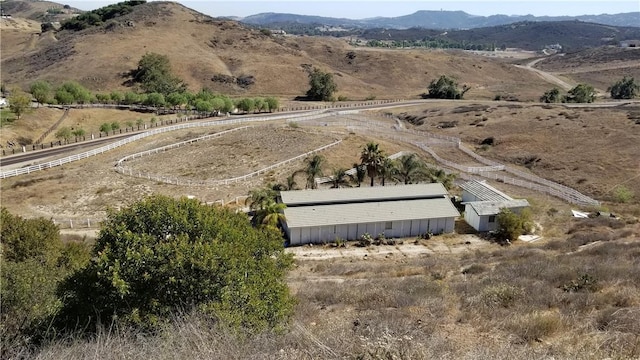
[54,89,75,105]
[110,91,124,104]
[496,208,532,242]
[55,196,295,332]
[563,83,596,103]
[131,53,186,96]
[136,118,145,129]
[95,93,110,103]
[236,98,255,113]
[166,92,186,109]
[144,92,165,107]
[254,98,266,113]
[111,121,120,132]
[30,81,52,105]
[71,128,86,140]
[306,68,337,101]
[195,99,213,114]
[394,153,427,184]
[540,88,561,103]
[1,209,90,351]
[360,142,384,187]
[58,81,92,104]
[608,76,639,99]
[99,122,112,134]
[300,154,325,189]
[210,97,225,113]
[329,168,351,189]
[55,126,73,143]
[426,75,469,99]
[222,97,235,113]
[123,91,141,105]
[126,121,134,129]
[8,89,31,120]
[265,97,279,112]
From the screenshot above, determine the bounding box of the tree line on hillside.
[539,77,639,104]
[60,0,146,31]
[1,197,295,357]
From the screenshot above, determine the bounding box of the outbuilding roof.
[460,180,513,202]
[467,199,530,216]
[280,183,449,206]
[283,197,460,228]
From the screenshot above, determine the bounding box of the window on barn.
[385,221,392,230]
[488,215,496,223]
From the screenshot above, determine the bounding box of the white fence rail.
[333,114,600,207]
[0,111,332,179]
[116,139,342,186]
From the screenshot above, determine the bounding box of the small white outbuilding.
[460,180,529,232]
[280,183,460,246]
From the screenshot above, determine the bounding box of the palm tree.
[257,199,287,230]
[301,154,325,189]
[360,142,384,187]
[246,187,277,212]
[285,174,298,191]
[378,158,397,186]
[394,153,427,184]
[427,168,457,190]
[352,163,367,187]
[329,168,351,188]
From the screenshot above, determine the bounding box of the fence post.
[69,219,73,228]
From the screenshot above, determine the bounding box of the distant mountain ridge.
[241,10,640,29]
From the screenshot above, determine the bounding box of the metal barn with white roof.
[280,184,459,246]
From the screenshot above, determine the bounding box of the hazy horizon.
[61,1,640,19]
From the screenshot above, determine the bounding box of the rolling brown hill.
[1,0,557,101]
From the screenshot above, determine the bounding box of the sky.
[62,1,640,19]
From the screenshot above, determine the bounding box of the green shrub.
[55,195,295,333]
[613,185,634,203]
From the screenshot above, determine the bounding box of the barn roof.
[280,183,449,206]
[467,199,530,216]
[459,180,513,202]
[283,197,460,228]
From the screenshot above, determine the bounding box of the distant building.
[620,40,640,48]
[460,180,529,232]
[280,183,460,246]
[270,29,286,36]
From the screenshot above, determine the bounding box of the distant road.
[0,133,136,167]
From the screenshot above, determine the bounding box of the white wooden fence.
[0,110,332,179]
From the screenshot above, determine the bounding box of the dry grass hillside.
[1,1,554,100]
[535,47,640,91]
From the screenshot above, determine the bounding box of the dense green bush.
[1,209,90,355]
[131,52,186,96]
[306,68,337,101]
[608,76,639,99]
[55,196,295,333]
[426,75,469,99]
[496,208,533,242]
